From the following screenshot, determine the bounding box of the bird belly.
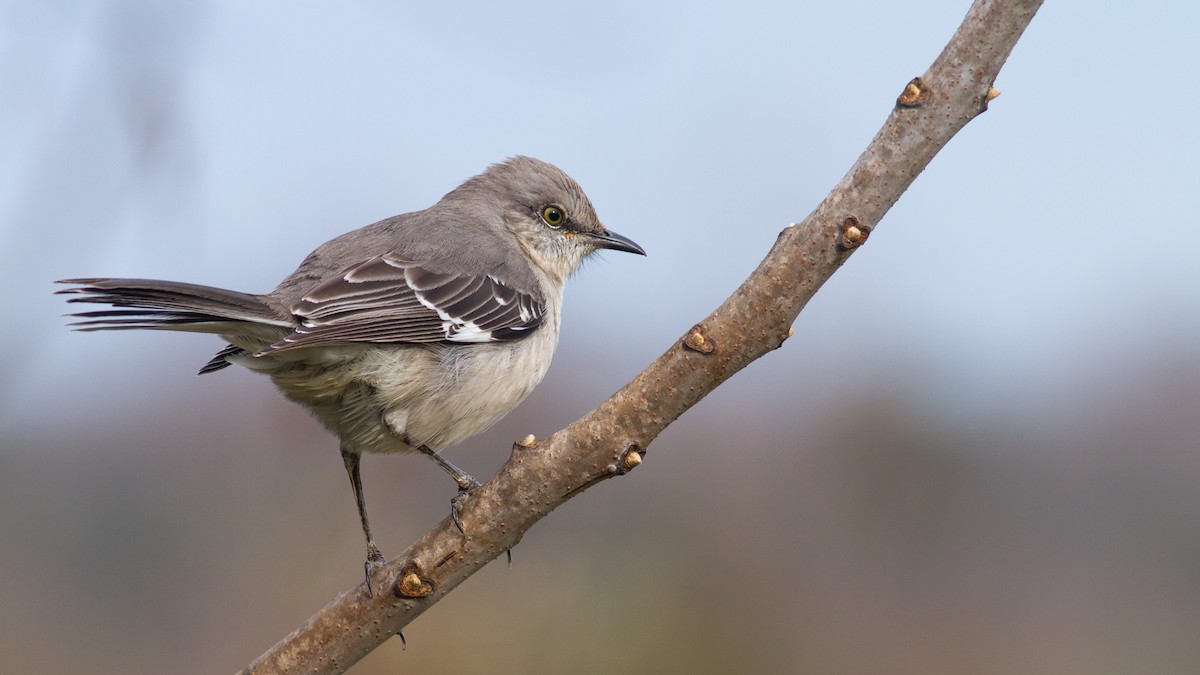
[255,325,558,456]
[369,330,557,452]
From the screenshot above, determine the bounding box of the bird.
[57,156,645,580]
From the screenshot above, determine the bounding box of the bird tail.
[56,278,294,373]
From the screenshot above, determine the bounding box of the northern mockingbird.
[57,156,645,577]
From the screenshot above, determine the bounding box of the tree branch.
[242,1,1043,671]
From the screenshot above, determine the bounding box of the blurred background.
[3,1,1199,673]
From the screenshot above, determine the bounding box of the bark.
[243,1,1044,671]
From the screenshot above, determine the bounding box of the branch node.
[838,216,871,250]
[622,447,644,472]
[897,77,930,107]
[981,86,1002,112]
[606,444,644,476]
[683,324,717,354]
[395,566,435,598]
[772,327,795,351]
[514,434,538,450]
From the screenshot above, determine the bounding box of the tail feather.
[198,344,249,374]
[56,278,290,329]
[56,278,295,374]
[64,309,242,332]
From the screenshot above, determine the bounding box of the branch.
[242,1,1043,671]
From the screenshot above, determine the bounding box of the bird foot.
[363,544,387,596]
[450,478,482,532]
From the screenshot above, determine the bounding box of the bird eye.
[540,205,565,228]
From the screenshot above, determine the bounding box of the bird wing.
[258,252,545,354]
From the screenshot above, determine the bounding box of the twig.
[242,1,1044,671]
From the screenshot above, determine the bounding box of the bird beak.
[589,229,646,256]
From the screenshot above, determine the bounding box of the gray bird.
[57,156,645,578]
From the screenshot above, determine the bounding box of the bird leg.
[341,446,387,587]
[415,444,481,532]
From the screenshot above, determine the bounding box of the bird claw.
[450,479,481,532]
[363,544,387,596]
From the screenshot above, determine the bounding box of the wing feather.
[259,254,545,354]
